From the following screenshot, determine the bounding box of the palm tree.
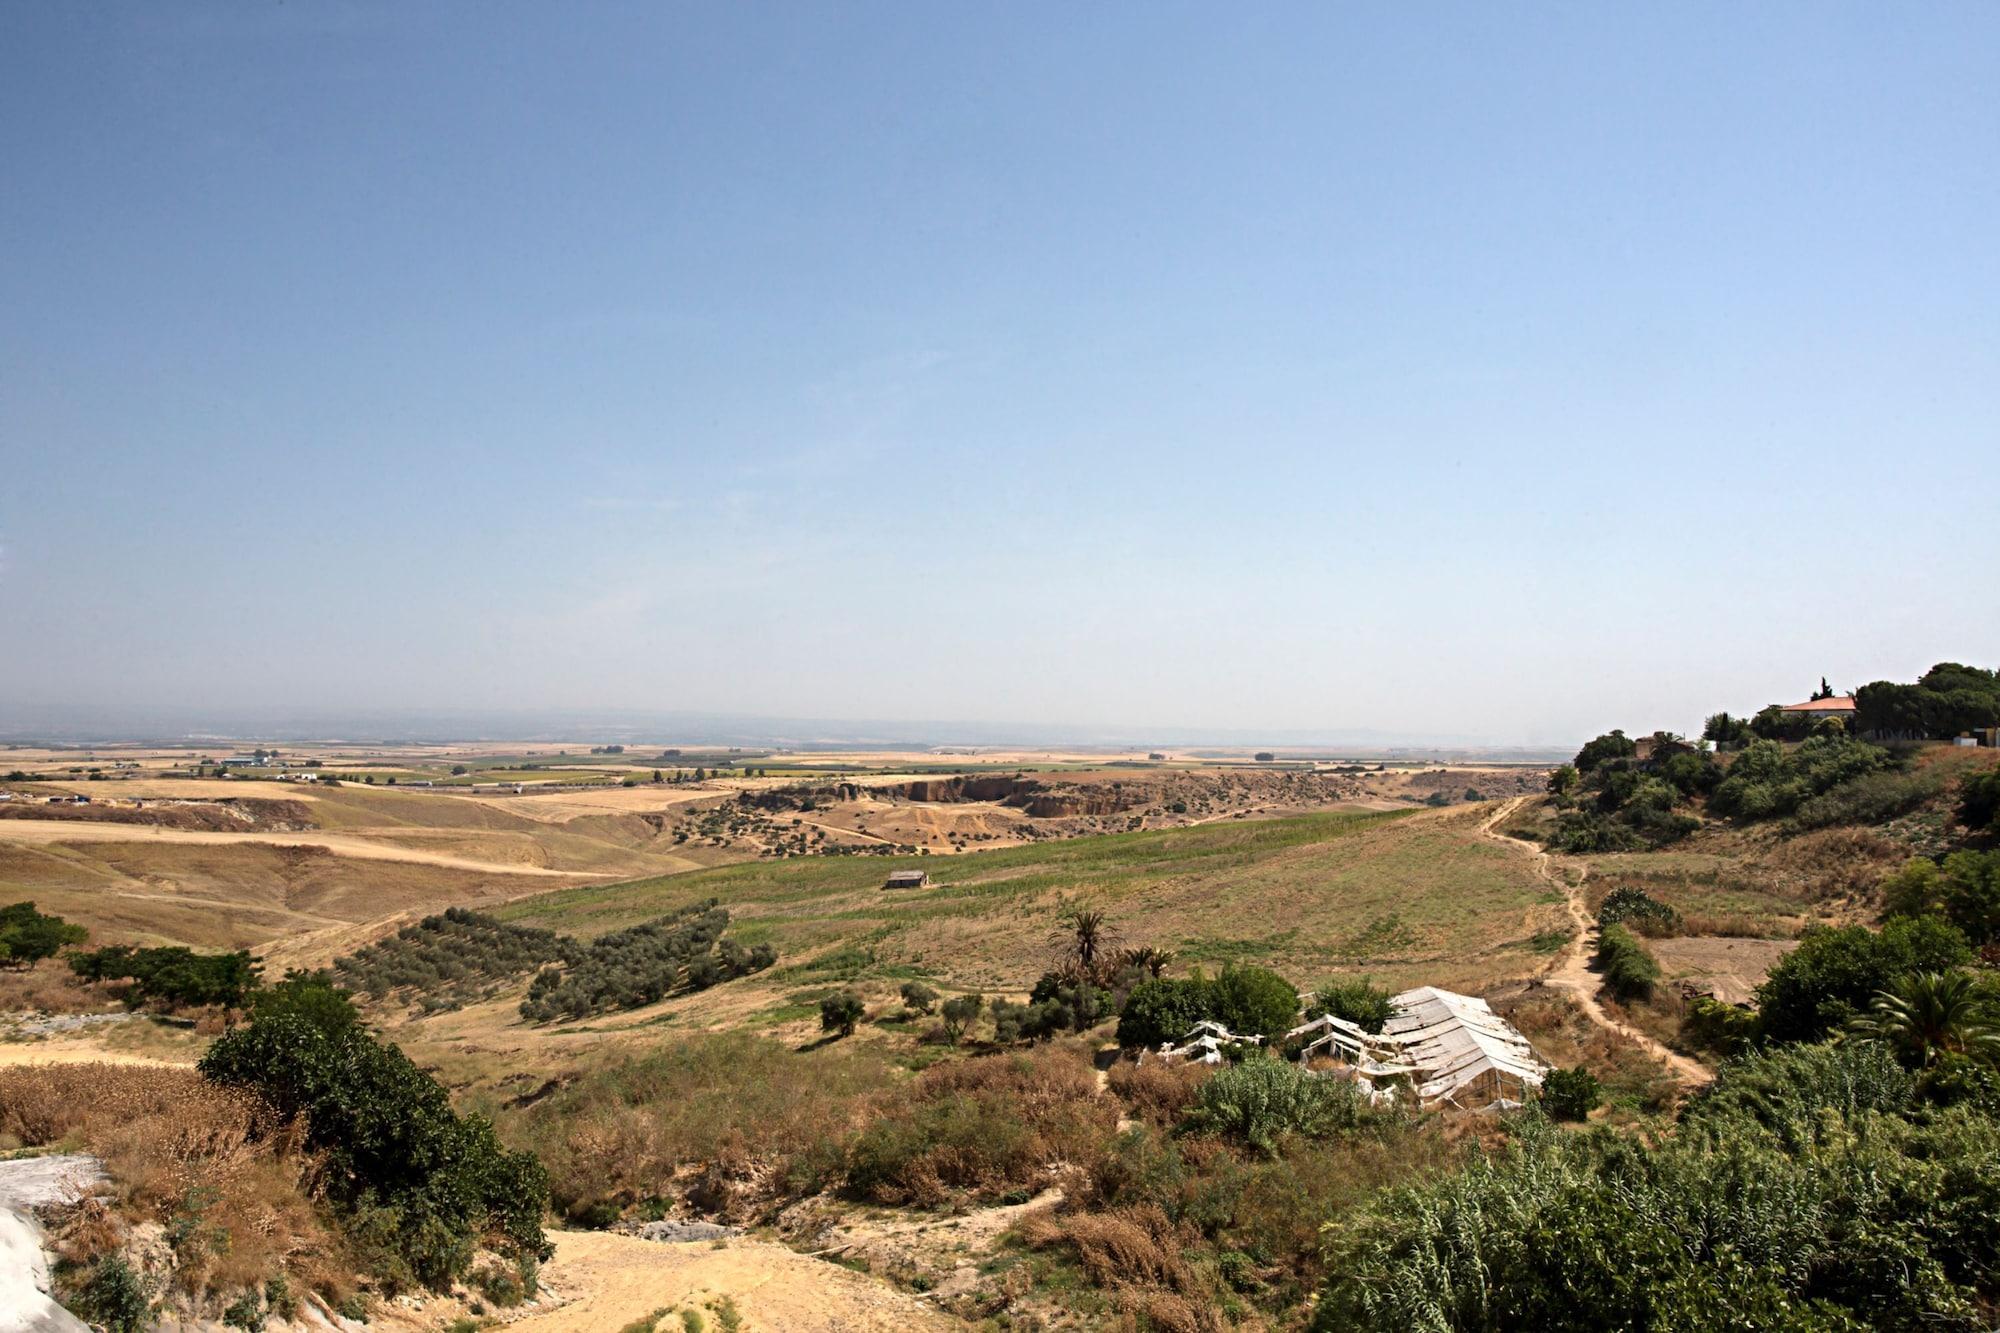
[1849,970,2000,1069]
[1051,906,1122,983]
[1121,945,1177,978]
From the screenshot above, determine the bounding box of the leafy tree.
[69,945,259,1009]
[938,992,982,1045]
[1116,977,1215,1048]
[898,981,939,1015]
[1849,970,2000,1070]
[1545,764,1580,803]
[1701,711,1754,748]
[1756,916,1973,1044]
[1572,730,1635,773]
[1538,1066,1600,1121]
[200,977,548,1288]
[820,991,864,1037]
[1306,977,1394,1033]
[0,900,87,967]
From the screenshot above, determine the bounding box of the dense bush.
[1537,1066,1600,1121]
[1305,977,1395,1034]
[518,899,773,1022]
[1316,1041,2000,1331]
[1710,735,1892,823]
[1116,977,1216,1048]
[1882,852,2000,947]
[1755,915,1972,1044]
[1115,965,1301,1049]
[1788,767,1944,831]
[1595,886,1681,936]
[0,900,86,966]
[1592,923,1659,1001]
[68,945,259,1009]
[1961,768,2000,834]
[1177,1059,1372,1156]
[199,978,548,1288]
[1548,736,1711,851]
[1681,995,1758,1057]
[335,908,575,1003]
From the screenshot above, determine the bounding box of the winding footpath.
[1481,798,1712,1087]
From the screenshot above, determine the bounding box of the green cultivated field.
[499,803,1564,994]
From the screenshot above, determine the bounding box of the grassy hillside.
[498,804,1566,994]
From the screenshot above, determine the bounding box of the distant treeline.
[334,907,579,1009]
[519,898,774,1023]
[69,944,260,1009]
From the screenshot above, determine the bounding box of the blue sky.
[2,5,1996,744]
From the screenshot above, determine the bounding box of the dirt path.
[1480,799,1712,1087]
[797,817,895,846]
[0,1040,193,1069]
[503,1229,958,1333]
[0,820,595,878]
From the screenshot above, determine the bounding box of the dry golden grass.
[845,1047,1119,1207]
[1106,1060,1210,1128]
[0,962,104,1014]
[1496,987,1682,1116]
[0,1063,351,1307]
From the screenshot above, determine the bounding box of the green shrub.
[1115,966,1300,1048]
[898,981,939,1014]
[1537,1067,1599,1121]
[64,1255,152,1333]
[1177,1059,1369,1156]
[1316,1043,1996,1332]
[1961,769,2000,833]
[1117,977,1214,1048]
[1789,766,1944,831]
[1305,978,1394,1034]
[820,991,864,1037]
[1593,923,1659,1001]
[1595,887,1681,937]
[1211,965,1301,1038]
[199,977,548,1289]
[1681,996,1758,1058]
[1756,915,1972,1044]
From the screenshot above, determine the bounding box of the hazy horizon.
[4,6,1996,744]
